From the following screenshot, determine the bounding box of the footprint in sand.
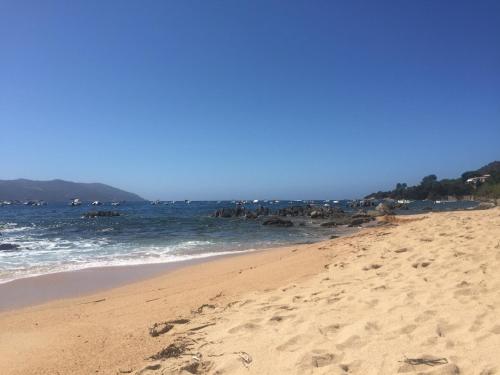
[362,263,383,271]
[469,312,487,332]
[479,367,498,375]
[268,314,296,324]
[318,323,342,338]
[296,350,339,370]
[435,320,459,337]
[490,325,500,334]
[399,324,418,334]
[336,334,364,350]
[276,334,312,352]
[365,321,380,331]
[228,322,261,334]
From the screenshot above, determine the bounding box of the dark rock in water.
[262,217,293,227]
[255,205,270,216]
[320,216,352,227]
[213,206,247,218]
[366,210,384,217]
[310,210,323,219]
[349,199,376,208]
[348,217,373,227]
[0,243,20,251]
[321,221,338,227]
[84,211,120,218]
[375,202,394,215]
[330,235,340,239]
[245,211,257,219]
[352,212,370,218]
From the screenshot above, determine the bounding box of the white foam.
[0,247,258,285]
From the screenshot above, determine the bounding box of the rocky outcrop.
[212,204,344,219]
[262,217,293,227]
[213,203,377,228]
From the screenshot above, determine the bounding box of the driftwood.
[149,343,187,360]
[403,357,448,366]
[149,319,190,337]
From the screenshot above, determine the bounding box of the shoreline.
[0,239,329,312]
[0,256,218,311]
[0,227,359,312]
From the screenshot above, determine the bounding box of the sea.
[0,200,477,284]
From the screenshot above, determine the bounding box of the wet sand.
[0,258,211,311]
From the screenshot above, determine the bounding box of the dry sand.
[0,208,499,374]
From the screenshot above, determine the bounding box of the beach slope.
[0,208,499,374]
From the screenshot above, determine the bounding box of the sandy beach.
[1,208,499,374]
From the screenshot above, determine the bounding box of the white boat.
[70,198,82,206]
[151,200,160,205]
[91,201,102,206]
[397,199,411,204]
[253,199,259,203]
[333,200,339,204]
[111,202,120,206]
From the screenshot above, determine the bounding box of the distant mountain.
[0,179,145,202]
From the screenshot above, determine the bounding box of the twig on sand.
[189,323,216,331]
[149,319,190,337]
[79,298,106,305]
[194,304,216,314]
[402,356,448,366]
[235,351,253,367]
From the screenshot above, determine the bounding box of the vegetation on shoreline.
[365,161,500,200]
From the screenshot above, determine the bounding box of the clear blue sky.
[1,1,499,200]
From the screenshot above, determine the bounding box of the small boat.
[151,200,161,205]
[253,199,259,203]
[111,202,121,206]
[333,200,339,204]
[70,198,82,206]
[397,199,411,204]
[91,201,102,206]
[184,200,191,204]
